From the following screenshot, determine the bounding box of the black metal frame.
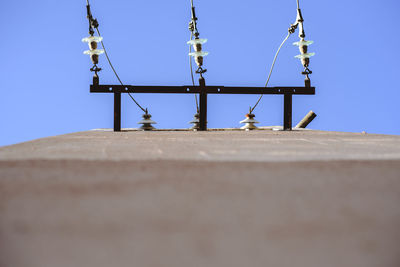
[90,77,315,132]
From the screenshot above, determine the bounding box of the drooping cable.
[95,28,147,113]
[87,0,147,113]
[250,0,302,113]
[250,32,291,113]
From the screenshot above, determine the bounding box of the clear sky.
[1,0,399,146]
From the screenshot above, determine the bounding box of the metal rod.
[199,77,207,131]
[114,92,121,132]
[284,93,293,131]
[295,110,317,129]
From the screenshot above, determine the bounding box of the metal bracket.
[90,81,315,132]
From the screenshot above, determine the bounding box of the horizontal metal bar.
[91,85,315,95]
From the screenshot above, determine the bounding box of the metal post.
[199,77,207,131]
[114,92,121,132]
[283,93,292,131]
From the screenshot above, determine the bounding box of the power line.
[250,0,301,113]
[250,32,291,113]
[95,28,147,113]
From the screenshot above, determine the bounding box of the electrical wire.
[250,32,291,113]
[95,28,147,113]
[250,0,302,113]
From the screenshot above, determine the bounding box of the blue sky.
[1,0,399,146]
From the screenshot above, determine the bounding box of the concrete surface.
[0,130,400,267]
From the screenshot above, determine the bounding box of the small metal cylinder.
[195,56,203,67]
[93,74,99,86]
[304,76,311,87]
[89,41,98,50]
[91,54,99,65]
[301,57,310,68]
[194,43,202,52]
[295,111,317,129]
[299,45,308,54]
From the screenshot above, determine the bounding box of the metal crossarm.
[91,85,315,95]
[90,81,315,132]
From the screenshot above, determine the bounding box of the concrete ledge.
[1,131,400,267]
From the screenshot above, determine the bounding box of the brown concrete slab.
[1,130,400,162]
[0,130,400,267]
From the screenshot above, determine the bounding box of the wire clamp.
[289,24,298,34]
[90,65,102,73]
[196,67,207,75]
[302,67,312,75]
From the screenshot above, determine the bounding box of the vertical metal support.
[114,92,121,132]
[93,74,99,86]
[283,93,292,131]
[199,77,207,131]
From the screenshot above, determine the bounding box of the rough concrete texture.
[0,130,399,267]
